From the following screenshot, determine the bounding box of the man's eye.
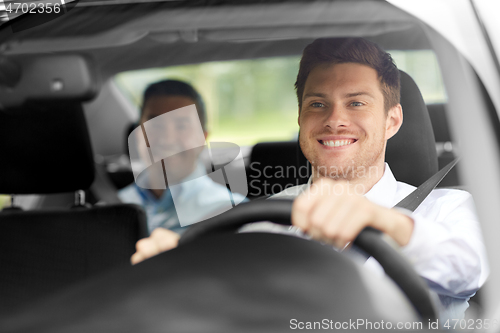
[350,101,363,107]
[311,102,325,108]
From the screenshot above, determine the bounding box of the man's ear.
[385,104,403,140]
[297,105,302,127]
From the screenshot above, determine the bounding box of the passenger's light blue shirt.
[118,161,248,235]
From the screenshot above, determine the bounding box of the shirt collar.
[364,163,398,208]
[169,160,208,201]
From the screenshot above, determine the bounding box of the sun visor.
[0,54,98,109]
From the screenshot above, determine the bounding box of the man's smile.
[317,137,358,149]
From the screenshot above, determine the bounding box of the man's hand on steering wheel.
[131,228,180,265]
[292,178,414,248]
[131,177,415,264]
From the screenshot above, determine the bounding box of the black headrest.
[386,71,438,186]
[248,141,310,198]
[0,104,95,194]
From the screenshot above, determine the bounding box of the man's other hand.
[292,178,414,248]
[131,228,180,265]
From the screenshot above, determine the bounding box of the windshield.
[0,0,497,330]
[114,49,446,146]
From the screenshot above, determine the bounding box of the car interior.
[0,0,486,331]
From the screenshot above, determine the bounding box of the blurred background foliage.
[0,195,10,210]
[114,50,445,147]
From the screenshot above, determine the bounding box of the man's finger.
[292,178,332,228]
[130,252,146,265]
[150,228,180,252]
[292,191,314,230]
[130,228,180,265]
[133,238,161,263]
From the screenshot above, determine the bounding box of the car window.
[114,49,446,146]
[390,49,447,104]
[114,57,301,147]
[0,0,496,327]
[0,195,9,209]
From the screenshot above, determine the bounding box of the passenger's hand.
[131,228,180,265]
[292,178,413,248]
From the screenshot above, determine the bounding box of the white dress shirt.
[245,163,488,320]
[119,161,248,234]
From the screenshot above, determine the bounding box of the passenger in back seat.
[118,80,247,235]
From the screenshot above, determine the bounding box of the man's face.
[298,62,401,184]
[138,95,207,185]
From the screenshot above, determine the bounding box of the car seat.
[0,103,148,314]
[427,103,461,186]
[247,141,310,199]
[386,70,438,185]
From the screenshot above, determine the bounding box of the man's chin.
[163,159,193,171]
[313,162,357,180]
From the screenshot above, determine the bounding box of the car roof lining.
[0,1,431,79]
[93,28,429,78]
[1,1,409,40]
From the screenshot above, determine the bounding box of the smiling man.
[289,40,411,248]
[130,38,488,320]
[119,79,247,235]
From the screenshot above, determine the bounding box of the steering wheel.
[0,198,439,333]
[180,198,438,322]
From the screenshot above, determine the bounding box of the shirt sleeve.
[399,189,489,298]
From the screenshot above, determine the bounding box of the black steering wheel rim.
[180,198,438,322]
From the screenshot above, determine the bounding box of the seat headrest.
[248,141,310,198]
[0,104,95,194]
[386,71,438,186]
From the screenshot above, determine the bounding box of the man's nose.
[325,105,350,128]
[147,122,177,145]
[160,125,180,145]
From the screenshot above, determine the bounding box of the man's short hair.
[295,38,400,111]
[142,79,207,131]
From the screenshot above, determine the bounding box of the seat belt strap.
[394,158,460,212]
[352,158,460,261]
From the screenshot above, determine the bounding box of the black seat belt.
[353,158,459,260]
[394,157,459,212]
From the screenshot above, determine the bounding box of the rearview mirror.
[0,54,98,109]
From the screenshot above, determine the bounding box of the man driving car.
[130,38,488,319]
